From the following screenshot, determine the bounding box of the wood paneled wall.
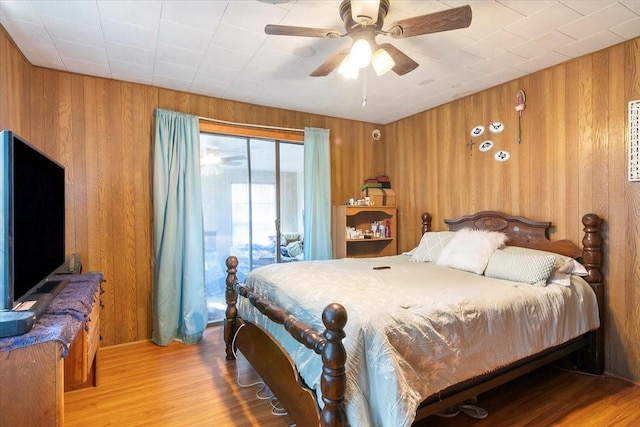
[384,38,640,382]
[2,24,639,383]
[0,26,384,347]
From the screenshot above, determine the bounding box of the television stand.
[0,273,103,426]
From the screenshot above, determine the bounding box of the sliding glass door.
[200,133,304,323]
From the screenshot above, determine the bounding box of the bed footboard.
[224,256,349,427]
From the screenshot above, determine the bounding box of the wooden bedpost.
[421,212,432,234]
[224,256,239,361]
[320,303,349,427]
[580,213,605,374]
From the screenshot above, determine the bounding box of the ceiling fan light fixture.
[371,48,395,76]
[338,55,359,79]
[350,38,372,68]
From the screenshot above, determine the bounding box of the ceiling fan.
[265,0,472,78]
[201,148,246,167]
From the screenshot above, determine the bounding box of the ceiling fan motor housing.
[339,0,390,30]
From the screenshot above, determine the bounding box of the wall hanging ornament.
[516,90,526,143]
[479,140,493,152]
[489,122,504,133]
[470,125,485,137]
[495,150,510,162]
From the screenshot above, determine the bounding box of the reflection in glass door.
[200,133,304,323]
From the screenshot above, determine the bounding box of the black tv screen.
[0,130,65,310]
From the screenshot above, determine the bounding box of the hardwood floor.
[65,326,640,426]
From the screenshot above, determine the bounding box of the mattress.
[238,255,600,427]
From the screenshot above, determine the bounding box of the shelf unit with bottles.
[332,205,397,258]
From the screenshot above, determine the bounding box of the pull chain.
[362,70,367,107]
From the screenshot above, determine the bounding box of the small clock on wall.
[372,129,381,141]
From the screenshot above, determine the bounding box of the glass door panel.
[200,133,304,324]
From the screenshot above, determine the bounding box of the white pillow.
[410,231,455,262]
[485,250,556,286]
[436,229,508,274]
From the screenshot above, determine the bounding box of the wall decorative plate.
[489,122,504,133]
[372,128,381,141]
[494,150,510,162]
[470,125,485,137]
[479,140,493,152]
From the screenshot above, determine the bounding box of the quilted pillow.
[436,229,508,274]
[410,231,455,262]
[485,250,556,286]
[499,246,587,286]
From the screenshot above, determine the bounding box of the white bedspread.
[238,255,600,427]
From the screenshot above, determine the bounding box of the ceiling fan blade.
[221,155,246,162]
[378,43,419,76]
[387,5,472,39]
[265,24,341,38]
[310,49,349,77]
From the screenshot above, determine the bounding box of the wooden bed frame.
[224,211,605,426]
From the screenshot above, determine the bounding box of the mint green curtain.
[152,109,206,346]
[303,127,332,260]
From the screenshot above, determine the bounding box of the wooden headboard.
[420,210,603,285]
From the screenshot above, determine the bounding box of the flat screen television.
[0,130,66,313]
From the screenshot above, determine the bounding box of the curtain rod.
[198,116,304,133]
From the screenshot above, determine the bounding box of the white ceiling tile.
[156,42,204,68]
[154,59,198,81]
[464,1,524,40]
[510,30,576,59]
[504,2,581,40]
[16,40,63,67]
[105,41,155,67]
[202,45,252,70]
[621,0,640,14]
[469,50,529,74]
[498,0,555,15]
[100,17,159,49]
[512,50,572,73]
[0,17,51,44]
[109,59,154,81]
[53,38,108,64]
[463,30,527,59]
[189,78,228,99]
[61,56,111,78]
[197,63,242,84]
[609,16,640,38]
[211,22,267,55]
[223,0,291,33]
[0,0,41,24]
[557,2,637,39]
[476,66,527,87]
[159,0,227,31]
[560,0,620,15]
[97,1,162,30]
[32,0,100,26]
[158,19,214,52]
[40,14,104,46]
[152,74,192,92]
[555,29,624,57]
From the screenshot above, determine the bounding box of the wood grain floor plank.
[65,326,640,426]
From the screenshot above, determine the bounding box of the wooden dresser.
[0,273,103,426]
